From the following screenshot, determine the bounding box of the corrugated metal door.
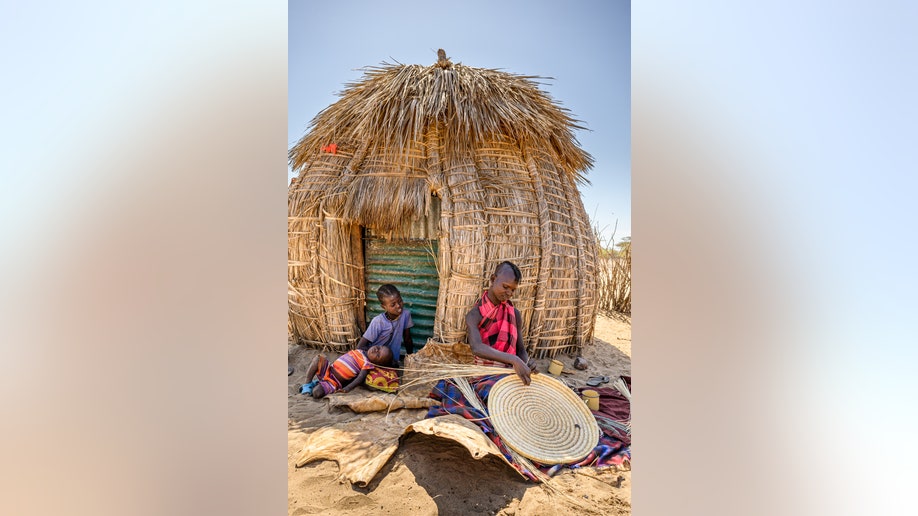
[364,237,439,354]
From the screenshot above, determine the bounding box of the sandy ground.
[288,312,631,515]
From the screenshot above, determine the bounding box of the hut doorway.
[362,196,441,356]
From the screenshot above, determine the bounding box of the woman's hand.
[512,357,532,386]
[526,358,538,374]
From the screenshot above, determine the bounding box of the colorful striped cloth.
[426,375,631,482]
[317,350,374,395]
[473,291,518,368]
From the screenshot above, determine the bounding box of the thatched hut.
[289,50,597,358]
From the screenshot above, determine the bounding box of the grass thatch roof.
[289,51,599,355]
[290,50,592,196]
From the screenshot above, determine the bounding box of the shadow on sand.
[356,432,530,515]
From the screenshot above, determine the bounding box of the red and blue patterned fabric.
[427,375,631,482]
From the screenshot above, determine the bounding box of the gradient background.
[2,1,916,515]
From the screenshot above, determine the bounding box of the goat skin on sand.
[294,414,517,486]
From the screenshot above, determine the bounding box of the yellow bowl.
[548,359,564,375]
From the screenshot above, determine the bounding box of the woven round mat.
[488,373,600,465]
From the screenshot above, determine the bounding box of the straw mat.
[488,374,600,465]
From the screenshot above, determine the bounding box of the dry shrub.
[594,224,631,315]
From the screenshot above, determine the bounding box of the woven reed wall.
[288,128,597,357]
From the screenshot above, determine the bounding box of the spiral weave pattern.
[488,374,600,464]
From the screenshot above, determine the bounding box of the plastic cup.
[582,389,600,411]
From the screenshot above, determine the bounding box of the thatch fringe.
[290,60,593,191]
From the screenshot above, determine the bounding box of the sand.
[288,312,631,515]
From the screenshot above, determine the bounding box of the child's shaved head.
[378,346,393,365]
[494,261,522,282]
[367,345,394,366]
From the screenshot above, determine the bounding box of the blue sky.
[288,0,631,244]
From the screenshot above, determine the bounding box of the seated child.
[357,284,414,367]
[465,261,538,385]
[300,345,392,398]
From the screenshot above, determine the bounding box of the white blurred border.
[2,1,916,515]
[1,2,288,516]
[635,1,917,515]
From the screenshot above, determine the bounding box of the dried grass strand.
[612,377,631,402]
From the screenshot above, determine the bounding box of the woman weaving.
[465,261,538,385]
[427,261,627,482]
